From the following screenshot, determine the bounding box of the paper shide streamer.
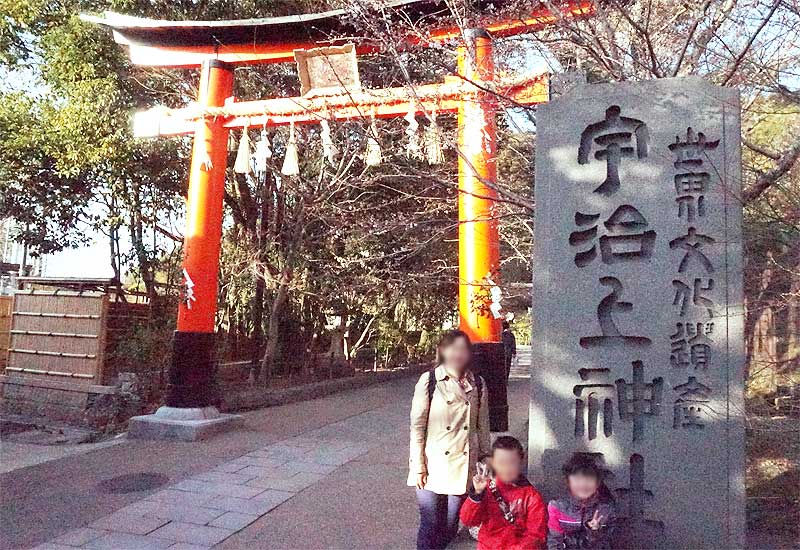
[253,125,272,178]
[425,111,444,165]
[320,119,337,165]
[234,123,252,174]
[405,109,422,160]
[281,120,300,176]
[365,114,382,167]
[195,118,213,171]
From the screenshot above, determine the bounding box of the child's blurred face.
[440,338,470,371]
[492,448,522,483]
[567,472,600,500]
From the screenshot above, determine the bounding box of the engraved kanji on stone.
[672,277,716,317]
[673,376,713,429]
[669,227,716,273]
[669,128,719,222]
[614,454,665,543]
[569,205,656,267]
[573,368,616,440]
[669,127,720,170]
[578,105,649,197]
[670,322,714,369]
[676,193,706,223]
[580,277,652,349]
[615,361,664,442]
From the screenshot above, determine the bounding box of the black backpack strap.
[475,374,483,402]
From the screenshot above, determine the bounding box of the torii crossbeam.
[87,0,592,438]
[132,74,548,136]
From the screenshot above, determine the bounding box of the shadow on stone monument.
[529,76,745,550]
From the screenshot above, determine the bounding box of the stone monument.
[529,77,745,549]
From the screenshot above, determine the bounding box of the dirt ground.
[745,414,800,549]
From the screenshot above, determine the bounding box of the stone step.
[508,344,531,378]
[509,364,530,379]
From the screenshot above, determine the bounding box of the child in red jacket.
[459,436,547,550]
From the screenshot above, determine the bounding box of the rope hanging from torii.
[133,73,548,138]
[228,106,447,174]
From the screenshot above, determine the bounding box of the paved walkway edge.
[222,365,427,412]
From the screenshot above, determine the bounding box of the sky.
[47,240,116,277]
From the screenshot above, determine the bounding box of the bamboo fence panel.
[0,296,11,369]
[6,291,108,382]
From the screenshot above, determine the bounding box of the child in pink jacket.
[546,453,617,550]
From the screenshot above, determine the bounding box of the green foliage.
[108,301,177,374]
[40,15,127,91]
[0,0,190,293]
[0,0,51,64]
[510,311,532,346]
[0,91,96,252]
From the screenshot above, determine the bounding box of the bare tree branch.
[742,137,800,203]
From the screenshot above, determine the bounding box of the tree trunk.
[248,275,266,384]
[260,272,290,385]
[127,181,156,305]
[106,200,125,303]
[249,174,272,384]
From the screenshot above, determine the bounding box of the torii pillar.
[458,29,507,431]
[170,60,232,407]
[128,60,244,439]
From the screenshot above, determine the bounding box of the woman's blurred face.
[440,337,470,372]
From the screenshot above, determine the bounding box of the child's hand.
[415,473,427,489]
[472,473,489,494]
[587,510,604,530]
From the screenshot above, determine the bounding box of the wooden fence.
[5,290,108,383]
[0,296,11,370]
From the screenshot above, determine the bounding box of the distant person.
[408,329,491,550]
[460,436,547,549]
[502,320,517,379]
[547,453,617,550]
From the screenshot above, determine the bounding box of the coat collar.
[434,365,476,392]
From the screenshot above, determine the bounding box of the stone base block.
[128,406,243,441]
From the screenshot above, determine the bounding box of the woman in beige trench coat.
[408,330,491,550]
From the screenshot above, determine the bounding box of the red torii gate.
[86,0,592,437]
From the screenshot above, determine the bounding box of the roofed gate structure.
[86,0,593,438]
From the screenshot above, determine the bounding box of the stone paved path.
[12,376,531,550]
